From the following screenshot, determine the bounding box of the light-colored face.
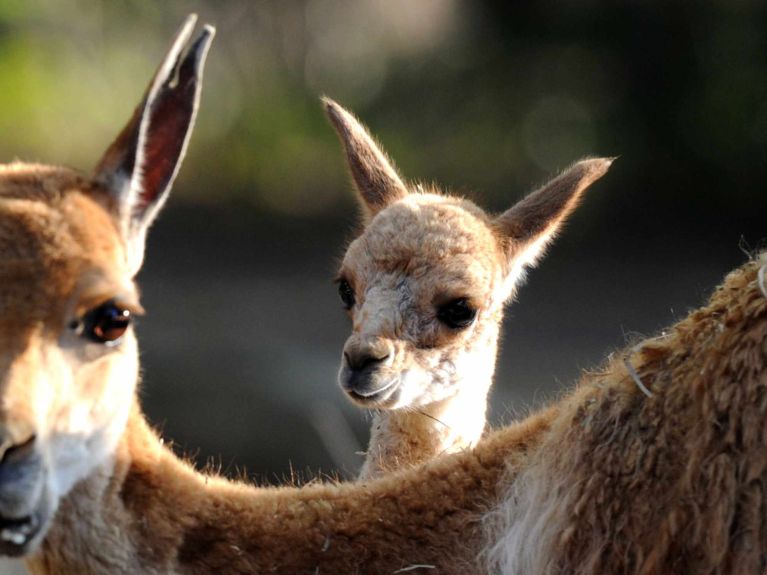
[0,165,139,555]
[337,193,511,409]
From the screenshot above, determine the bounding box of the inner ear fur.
[496,157,614,266]
[323,97,408,219]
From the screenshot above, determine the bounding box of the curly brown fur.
[485,257,767,574]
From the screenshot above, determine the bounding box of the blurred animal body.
[325,98,611,478]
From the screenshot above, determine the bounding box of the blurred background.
[1,2,766,566]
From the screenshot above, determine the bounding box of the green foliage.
[0,1,764,220]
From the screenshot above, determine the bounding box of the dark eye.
[76,300,132,344]
[338,279,356,310]
[436,298,477,329]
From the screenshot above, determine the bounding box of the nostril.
[0,435,36,466]
[361,353,388,370]
[346,351,389,372]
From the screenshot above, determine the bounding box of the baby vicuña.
[325,99,611,478]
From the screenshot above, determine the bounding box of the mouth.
[0,512,42,557]
[346,378,400,407]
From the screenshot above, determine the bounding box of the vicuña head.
[325,98,612,477]
[0,16,213,556]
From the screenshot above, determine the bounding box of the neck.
[25,395,554,575]
[360,329,500,480]
[360,388,491,479]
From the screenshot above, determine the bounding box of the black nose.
[0,434,36,466]
[0,434,38,488]
[344,350,389,372]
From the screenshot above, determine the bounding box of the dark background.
[0,0,765,492]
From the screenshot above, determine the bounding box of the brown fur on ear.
[323,97,408,218]
[496,157,614,265]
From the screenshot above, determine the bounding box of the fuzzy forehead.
[343,193,505,292]
[0,165,127,328]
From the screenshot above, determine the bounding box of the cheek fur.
[386,346,461,406]
[45,336,137,498]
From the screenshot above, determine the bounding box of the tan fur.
[8,226,761,574]
[0,141,764,575]
[23,401,553,574]
[484,256,767,574]
[325,99,611,478]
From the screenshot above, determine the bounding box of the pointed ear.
[323,97,408,219]
[496,157,614,269]
[94,14,215,274]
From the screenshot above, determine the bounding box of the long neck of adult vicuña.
[26,395,554,575]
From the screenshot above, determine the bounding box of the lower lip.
[347,381,399,405]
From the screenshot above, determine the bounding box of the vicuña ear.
[323,98,408,219]
[496,157,614,270]
[94,14,214,275]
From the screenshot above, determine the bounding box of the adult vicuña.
[325,99,611,478]
[1,15,766,574]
